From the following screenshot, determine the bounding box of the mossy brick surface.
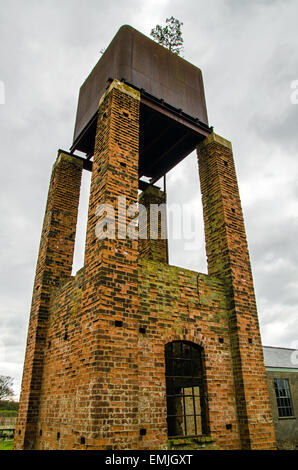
[15,83,276,451]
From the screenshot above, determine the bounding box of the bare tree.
[0,375,14,400]
[150,17,184,56]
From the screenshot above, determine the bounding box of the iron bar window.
[165,341,208,437]
[274,378,294,418]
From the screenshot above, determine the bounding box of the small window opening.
[165,341,209,437]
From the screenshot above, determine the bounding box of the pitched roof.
[263,346,298,369]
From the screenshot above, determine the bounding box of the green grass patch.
[0,401,19,412]
[0,410,17,416]
[0,439,13,450]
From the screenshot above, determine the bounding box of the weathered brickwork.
[15,81,276,450]
[14,154,83,449]
[137,261,241,450]
[138,185,168,264]
[197,134,276,449]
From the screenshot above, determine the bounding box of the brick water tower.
[14,25,276,450]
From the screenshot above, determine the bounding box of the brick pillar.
[83,80,141,448]
[197,133,276,450]
[14,153,82,449]
[138,185,168,263]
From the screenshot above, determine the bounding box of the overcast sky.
[0,0,297,399]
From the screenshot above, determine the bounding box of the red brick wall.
[138,185,168,263]
[15,81,276,450]
[137,261,242,450]
[28,82,142,450]
[28,258,242,449]
[197,133,276,449]
[14,153,82,449]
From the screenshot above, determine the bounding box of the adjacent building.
[264,346,298,449]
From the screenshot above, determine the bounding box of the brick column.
[83,80,141,448]
[14,153,82,449]
[138,185,168,263]
[197,133,276,449]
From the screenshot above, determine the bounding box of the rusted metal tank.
[71,25,211,180]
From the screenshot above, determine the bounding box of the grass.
[0,410,17,416]
[0,439,13,450]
